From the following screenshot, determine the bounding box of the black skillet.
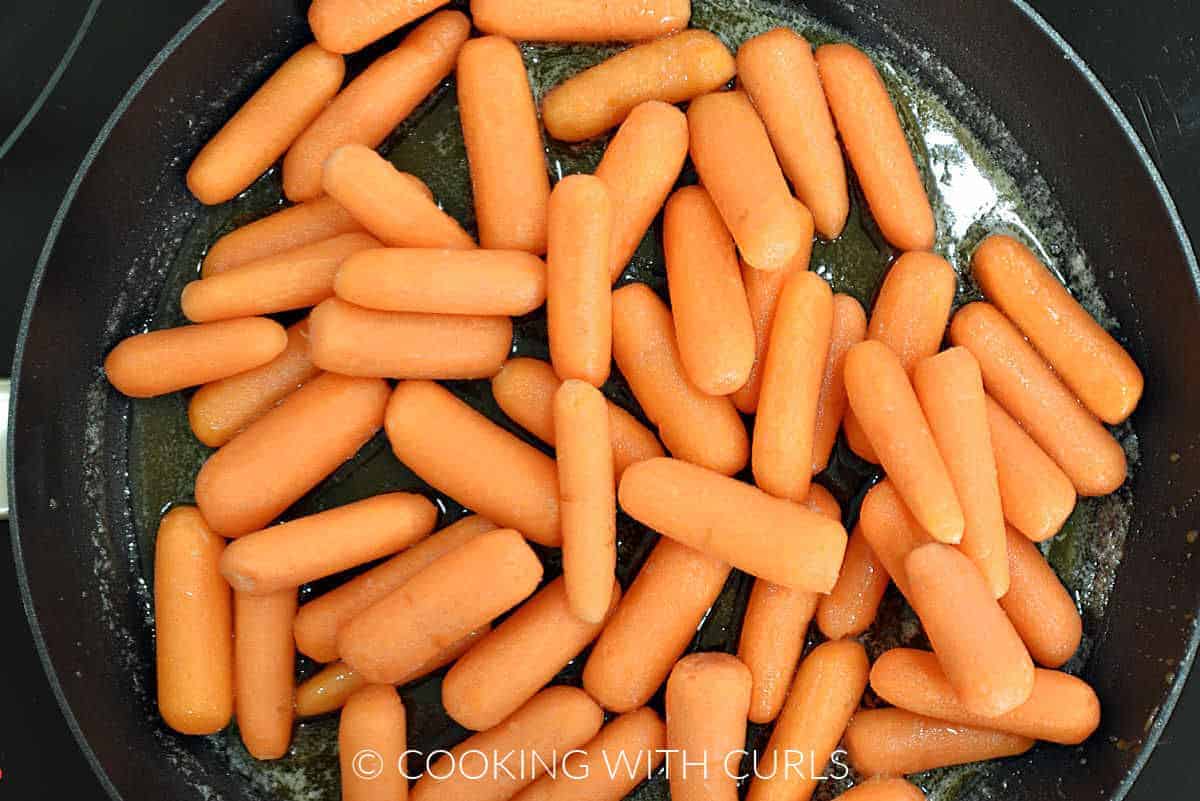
[9,0,1200,800]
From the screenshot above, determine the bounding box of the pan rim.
[8,1,1198,799]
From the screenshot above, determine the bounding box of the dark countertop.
[1,1,1196,798]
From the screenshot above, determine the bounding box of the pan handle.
[1,378,8,521]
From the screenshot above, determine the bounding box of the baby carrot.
[310,0,451,53]
[949,302,1127,496]
[187,44,344,205]
[339,685,408,801]
[182,233,381,322]
[547,175,613,386]
[322,144,476,248]
[491,358,665,479]
[753,271,833,501]
[856,479,932,600]
[105,317,287,398]
[442,576,620,731]
[386,381,562,546]
[666,653,752,801]
[912,347,1008,597]
[412,687,604,801]
[619,457,848,592]
[838,779,927,801]
[986,397,1076,542]
[612,283,749,475]
[219,493,437,595]
[284,11,470,201]
[815,524,890,641]
[845,341,964,543]
[688,90,812,271]
[594,101,689,282]
[738,484,840,724]
[844,708,1035,777]
[542,30,734,142]
[737,28,849,240]
[583,538,731,712]
[811,293,868,471]
[905,542,1035,717]
[555,380,617,622]
[203,197,364,276]
[664,185,756,396]
[999,526,1083,668]
[234,589,297,759]
[745,639,869,801]
[339,529,542,684]
[154,507,233,735]
[869,252,958,369]
[842,411,878,464]
[458,36,550,253]
[294,515,497,663]
[731,253,806,415]
[470,0,690,42]
[188,321,320,448]
[194,372,390,536]
[870,648,1099,745]
[973,233,1143,424]
[308,297,512,379]
[511,708,666,801]
[336,248,546,316]
[815,43,934,251]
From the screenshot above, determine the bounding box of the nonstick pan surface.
[10,1,1200,800]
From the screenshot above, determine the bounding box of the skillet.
[9,0,1200,799]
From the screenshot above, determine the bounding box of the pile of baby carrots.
[102,1,1144,800]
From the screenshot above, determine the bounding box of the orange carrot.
[611,283,748,475]
[753,271,833,500]
[542,30,733,142]
[310,0,452,53]
[949,302,1127,496]
[546,174,612,386]
[386,381,562,546]
[843,708,1034,777]
[731,253,806,415]
[815,43,934,251]
[154,507,233,735]
[491,358,665,479]
[234,589,297,759]
[203,196,364,276]
[838,779,927,801]
[442,576,620,730]
[745,640,869,801]
[187,44,344,205]
[182,233,380,322]
[905,543,1034,717]
[555,380,618,622]
[688,90,812,271]
[220,493,437,595]
[870,648,1099,745]
[815,524,889,640]
[294,515,497,663]
[986,397,1076,542]
[339,529,542,684]
[842,410,878,464]
[284,11,469,201]
[737,28,849,240]
[619,457,847,592]
[308,297,512,379]
[999,526,1083,668]
[856,479,932,600]
[583,538,731,712]
[868,251,957,367]
[339,685,408,801]
[458,36,550,252]
[844,340,964,543]
[665,653,752,801]
[913,347,1008,597]
[195,372,390,536]
[663,185,757,396]
[470,0,690,42]
[322,144,476,248]
[811,293,868,471]
[973,233,1143,424]
[594,101,689,282]
[105,317,287,398]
